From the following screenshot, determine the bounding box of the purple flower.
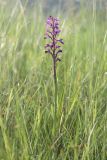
[44,16,64,113]
[44,16,64,61]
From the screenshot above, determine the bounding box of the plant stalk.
[53,56,57,115]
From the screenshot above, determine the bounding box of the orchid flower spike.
[44,16,64,62]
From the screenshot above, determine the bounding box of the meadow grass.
[0,3,107,160]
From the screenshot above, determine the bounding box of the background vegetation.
[0,0,107,159]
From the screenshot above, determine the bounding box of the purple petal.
[55,45,61,49]
[54,17,60,21]
[45,43,54,49]
[56,50,62,54]
[58,39,64,44]
[54,29,61,34]
[45,49,52,54]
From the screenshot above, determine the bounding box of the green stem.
[53,57,57,115]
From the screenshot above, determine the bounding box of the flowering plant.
[44,16,64,113]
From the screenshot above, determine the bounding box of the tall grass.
[0,2,107,160]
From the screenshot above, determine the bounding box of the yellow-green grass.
[0,4,107,160]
